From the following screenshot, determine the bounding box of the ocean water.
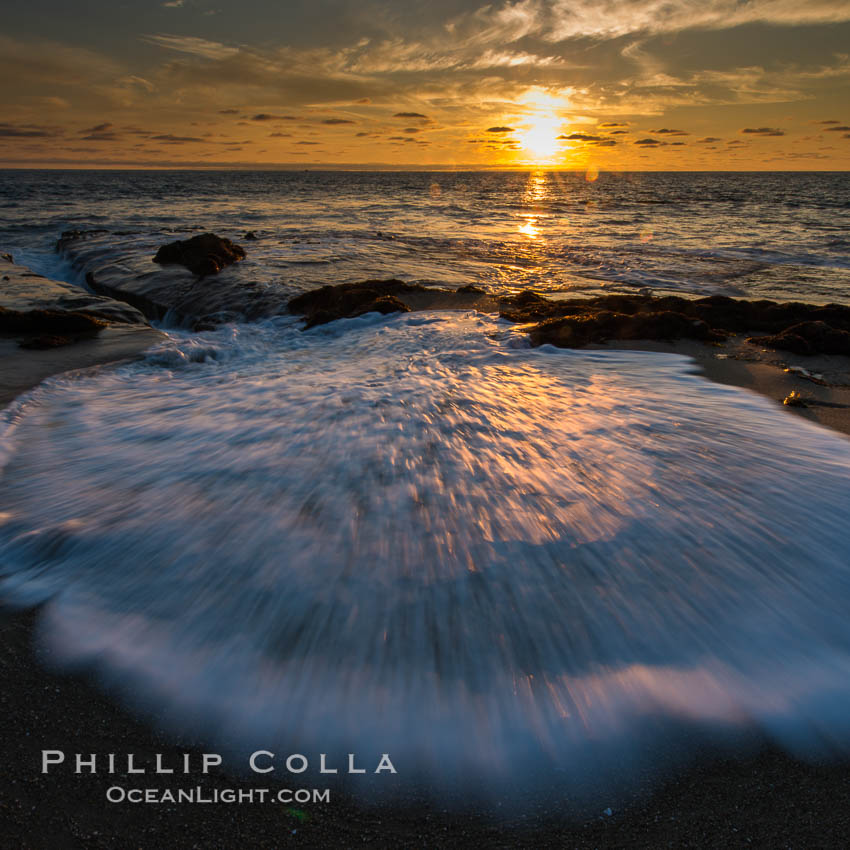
[1,170,850,803]
[2,169,849,302]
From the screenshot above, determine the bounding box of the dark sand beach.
[3,258,850,845]
[5,603,850,848]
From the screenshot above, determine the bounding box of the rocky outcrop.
[0,252,149,348]
[57,230,286,328]
[749,321,850,357]
[288,279,421,328]
[500,292,850,353]
[153,233,246,276]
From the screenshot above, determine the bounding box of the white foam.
[2,311,850,798]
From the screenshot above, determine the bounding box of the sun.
[518,115,563,162]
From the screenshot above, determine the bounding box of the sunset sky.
[1,0,849,169]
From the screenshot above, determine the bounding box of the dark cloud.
[634,137,663,145]
[609,129,629,135]
[82,122,113,134]
[486,126,514,133]
[815,119,841,124]
[322,118,355,124]
[824,125,850,131]
[151,134,204,142]
[269,132,291,137]
[296,141,319,145]
[648,128,689,135]
[218,109,239,115]
[0,123,54,138]
[599,122,628,127]
[394,112,428,119]
[559,133,602,141]
[595,139,617,146]
[402,127,421,133]
[698,136,723,142]
[252,113,297,121]
[741,127,785,135]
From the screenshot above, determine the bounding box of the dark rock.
[289,279,423,328]
[783,391,808,407]
[498,292,850,351]
[0,305,107,337]
[243,231,258,241]
[748,321,850,356]
[153,233,246,276]
[530,310,723,348]
[19,335,73,350]
[457,284,485,294]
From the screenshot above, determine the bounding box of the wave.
[2,312,850,804]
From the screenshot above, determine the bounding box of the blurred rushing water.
[2,312,850,797]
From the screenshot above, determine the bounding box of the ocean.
[1,170,850,803]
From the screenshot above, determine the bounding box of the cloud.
[698,136,723,142]
[251,114,298,121]
[560,132,602,141]
[162,0,185,6]
[648,127,689,135]
[815,119,841,124]
[219,109,239,115]
[142,34,240,60]
[150,133,205,142]
[486,126,514,132]
[544,0,850,41]
[394,112,428,118]
[634,137,663,145]
[599,122,628,127]
[321,118,356,124]
[741,126,785,135]
[0,123,56,138]
[118,75,155,93]
[824,125,850,131]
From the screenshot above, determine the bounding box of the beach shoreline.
[5,602,850,847]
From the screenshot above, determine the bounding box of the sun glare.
[519,115,563,162]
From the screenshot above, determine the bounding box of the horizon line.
[0,163,847,174]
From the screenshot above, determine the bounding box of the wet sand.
[592,335,850,438]
[0,326,164,407]
[4,603,850,848]
[3,307,850,846]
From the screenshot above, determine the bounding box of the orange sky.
[1,0,849,169]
